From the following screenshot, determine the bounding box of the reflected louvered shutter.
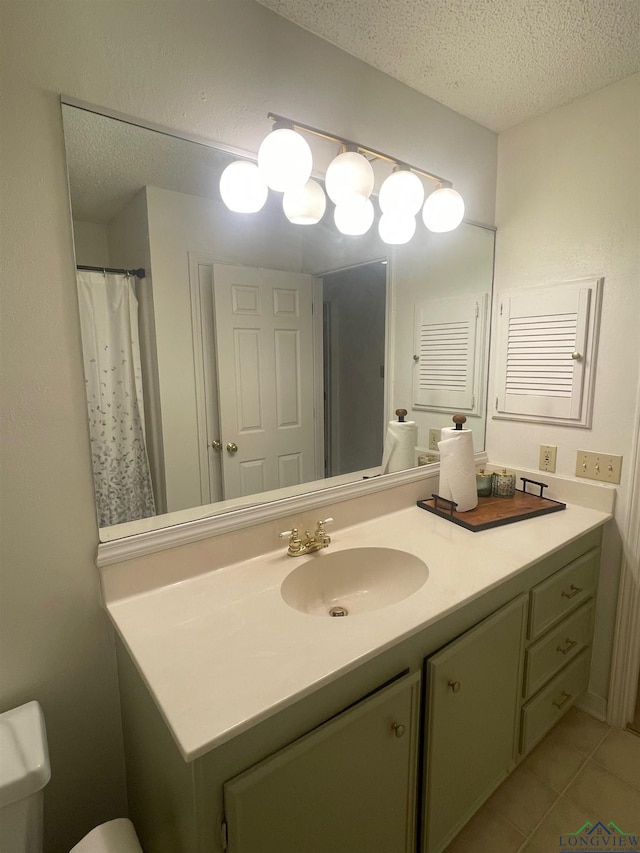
[495,280,602,426]
[413,294,482,412]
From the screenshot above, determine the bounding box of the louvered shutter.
[495,279,602,427]
[412,294,483,412]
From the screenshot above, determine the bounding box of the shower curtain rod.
[77,264,146,279]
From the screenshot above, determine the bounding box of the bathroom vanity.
[104,486,611,853]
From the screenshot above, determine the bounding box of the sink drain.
[329,605,348,618]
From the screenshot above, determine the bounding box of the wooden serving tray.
[417,478,566,532]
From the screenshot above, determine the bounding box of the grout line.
[512,715,613,850]
[455,711,635,853]
[589,728,640,792]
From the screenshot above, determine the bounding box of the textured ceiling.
[63,107,235,223]
[257,0,640,132]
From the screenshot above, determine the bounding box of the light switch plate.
[575,450,623,484]
[429,429,440,451]
[539,445,557,473]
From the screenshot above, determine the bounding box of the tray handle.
[520,477,548,498]
[431,493,458,517]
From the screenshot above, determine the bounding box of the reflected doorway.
[322,261,387,477]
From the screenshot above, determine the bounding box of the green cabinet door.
[223,671,421,853]
[423,594,527,853]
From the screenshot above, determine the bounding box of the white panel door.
[213,264,315,500]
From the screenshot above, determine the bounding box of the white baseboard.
[577,691,608,722]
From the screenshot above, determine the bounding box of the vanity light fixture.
[378,212,416,245]
[257,121,313,192]
[220,113,465,241]
[422,183,465,233]
[378,165,425,217]
[334,194,375,236]
[282,178,327,225]
[219,160,269,213]
[325,149,375,205]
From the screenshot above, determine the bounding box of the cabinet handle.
[561,584,582,599]
[391,723,406,738]
[448,680,461,694]
[552,691,572,710]
[556,638,578,655]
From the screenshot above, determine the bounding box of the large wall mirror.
[61,102,495,543]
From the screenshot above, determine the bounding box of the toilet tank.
[0,701,51,853]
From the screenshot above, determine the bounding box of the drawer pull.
[557,638,578,655]
[552,691,572,710]
[561,584,582,600]
[448,680,461,694]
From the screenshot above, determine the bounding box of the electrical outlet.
[539,445,557,473]
[428,429,440,451]
[575,450,623,484]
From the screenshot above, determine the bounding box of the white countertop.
[106,496,611,761]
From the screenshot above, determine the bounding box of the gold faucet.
[279,518,333,556]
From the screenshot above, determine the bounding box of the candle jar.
[476,470,493,497]
[492,469,516,498]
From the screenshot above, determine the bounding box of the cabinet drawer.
[520,648,591,756]
[523,600,594,699]
[528,549,599,641]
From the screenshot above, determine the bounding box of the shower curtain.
[76,270,156,527]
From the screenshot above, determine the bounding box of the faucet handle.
[279,527,306,556]
[279,526,298,539]
[314,517,333,546]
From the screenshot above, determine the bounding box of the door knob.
[391,723,406,738]
[226,442,238,454]
[210,440,222,452]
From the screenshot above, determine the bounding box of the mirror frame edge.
[96,451,490,566]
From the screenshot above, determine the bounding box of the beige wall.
[488,73,640,707]
[0,2,496,849]
[72,220,110,267]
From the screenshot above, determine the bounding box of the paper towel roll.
[381,420,417,474]
[438,427,478,512]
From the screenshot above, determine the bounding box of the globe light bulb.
[257,127,313,193]
[219,160,268,213]
[378,213,417,245]
[379,169,425,217]
[334,195,375,236]
[283,179,327,225]
[422,186,465,232]
[325,151,375,205]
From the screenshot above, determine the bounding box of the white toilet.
[0,701,142,853]
[69,818,143,853]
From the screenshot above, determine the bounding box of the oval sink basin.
[280,547,428,617]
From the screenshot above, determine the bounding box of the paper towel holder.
[452,413,467,430]
[395,408,408,422]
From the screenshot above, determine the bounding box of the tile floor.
[628,678,640,737]
[444,705,640,852]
